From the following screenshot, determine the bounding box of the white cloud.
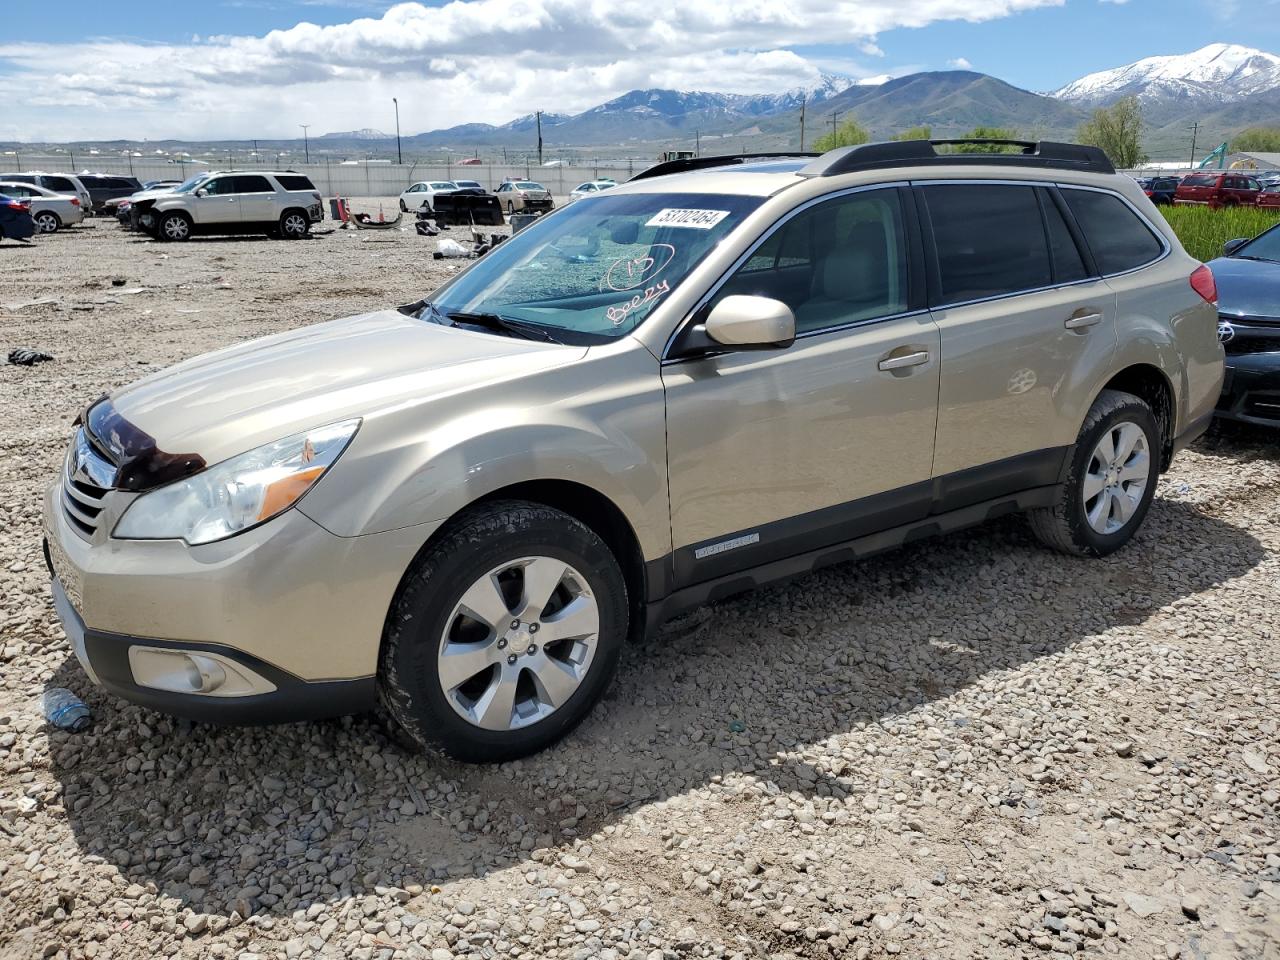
[948,56,974,68]
[0,0,1065,141]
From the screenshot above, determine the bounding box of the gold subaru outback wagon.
[45,141,1224,761]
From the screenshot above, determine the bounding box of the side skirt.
[642,483,1061,638]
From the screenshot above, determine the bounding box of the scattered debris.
[7,347,54,366]
[3,296,58,312]
[434,238,470,259]
[110,278,127,287]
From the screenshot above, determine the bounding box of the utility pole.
[695,129,701,156]
[299,124,310,163]
[393,98,402,164]
[799,96,806,151]
[536,110,543,167]
[829,111,842,142]
[1188,121,1199,169]
[252,139,258,158]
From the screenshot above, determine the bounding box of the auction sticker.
[645,208,730,230]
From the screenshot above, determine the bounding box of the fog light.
[128,647,276,698]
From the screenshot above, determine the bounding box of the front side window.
[924,184,1051,304]
[427,191,763,342]
[713,188,909,334]
[1042,192,1089,284]
[1062,189,1164,275]
[199,177,232,196]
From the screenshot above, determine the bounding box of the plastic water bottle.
[42,688,91,732]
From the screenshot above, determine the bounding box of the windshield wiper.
[1233,255,1277,263]
[397,299,453,325]
[446,311,562,344]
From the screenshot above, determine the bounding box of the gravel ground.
[1,216,1278,960]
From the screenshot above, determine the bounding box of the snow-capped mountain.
[1052,43,1280,104]
[577,74,853,121]
[500,113,571,132]
[319,127,393,140]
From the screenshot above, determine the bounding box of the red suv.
[1174,172,1262,208]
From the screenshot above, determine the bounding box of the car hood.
[107,310,584,465]
[1208,256,1280,320]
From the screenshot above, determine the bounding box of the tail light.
[70,198,80,206]
[1190,264,1218,304]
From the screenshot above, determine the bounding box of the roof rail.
[630,152,820,182]
[800,139,1115,177]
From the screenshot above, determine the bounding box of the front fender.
[297,343,672,563]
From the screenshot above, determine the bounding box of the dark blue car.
[1211,223,1280,427]
[0,193,35,242]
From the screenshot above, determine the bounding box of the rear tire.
[378,500,628,762]
[34,211,61,233]
[1028,389,1160,557]
[278,209,309,239]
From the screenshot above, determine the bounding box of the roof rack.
[799,139,1114,177]
[630,152,820,182]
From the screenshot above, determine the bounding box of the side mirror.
[195,188,208,197]
[1223,237,1249,256]
[705,295,795,349]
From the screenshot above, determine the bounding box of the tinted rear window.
[924,184,1051,303]
[275,175,315,191]
[43,177,75,192]
[1182,175,1217,187]
[1062,189,1164,275]
[230,175,272,193]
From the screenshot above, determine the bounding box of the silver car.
[44,141,1222,762]
[0,181,84,232]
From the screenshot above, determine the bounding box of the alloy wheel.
[437,556,599,731]
[35,212,58,233]
[1083,421,1150,535]
[162,216,189,240]
[283,214,308,237]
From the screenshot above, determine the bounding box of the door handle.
[1065,311,1103,330]
[878,350,930,371]
[227,198,237,202]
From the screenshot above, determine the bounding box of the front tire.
[158,212,191,242]
[379,501,628,762]
[507,200,515,215]
[1028,389,1160,557]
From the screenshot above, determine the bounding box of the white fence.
[4,155,649,197]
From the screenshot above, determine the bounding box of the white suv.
[133,171,323,241]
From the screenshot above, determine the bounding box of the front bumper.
[1216,351,1280,426]
[43,479,439,723]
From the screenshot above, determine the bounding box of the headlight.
[114,420,359,545]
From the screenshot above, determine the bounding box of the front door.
[189,176,241,224]
[919,182,1117,503]
[662,187,940,587]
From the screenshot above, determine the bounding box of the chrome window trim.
[925,275,1110,313]
[660,181,913,362]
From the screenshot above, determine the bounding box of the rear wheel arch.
[1095,364,1176,470]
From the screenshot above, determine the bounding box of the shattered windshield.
[427,191,763,343]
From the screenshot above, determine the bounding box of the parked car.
[1135,176,1178,205]
[1257,184,1280,209]
[399,181,460,213]
[0,194,35,242]
[566,179,617,203]
[1174,172,1262,208]
[0,172,92,210]
[458,157,483,166]
[0,181,84,232]
[132,171,323,241]
[495,179,553,214]
[451,180,488,195]
[42,140,1222,761]
[1210,224,1280,426]
[76,174,143,215]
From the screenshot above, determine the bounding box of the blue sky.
[2,0,1278,141]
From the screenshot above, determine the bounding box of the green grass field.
[1157,204,1280,262]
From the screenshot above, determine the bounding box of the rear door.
[230,174,277,224]
[921,182,1117,503]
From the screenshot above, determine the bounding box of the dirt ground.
[0,215,1277,960]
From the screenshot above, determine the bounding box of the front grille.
[61,429,115,540]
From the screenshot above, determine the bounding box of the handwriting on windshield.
[604,244,676,292]
[606,279,670,327]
